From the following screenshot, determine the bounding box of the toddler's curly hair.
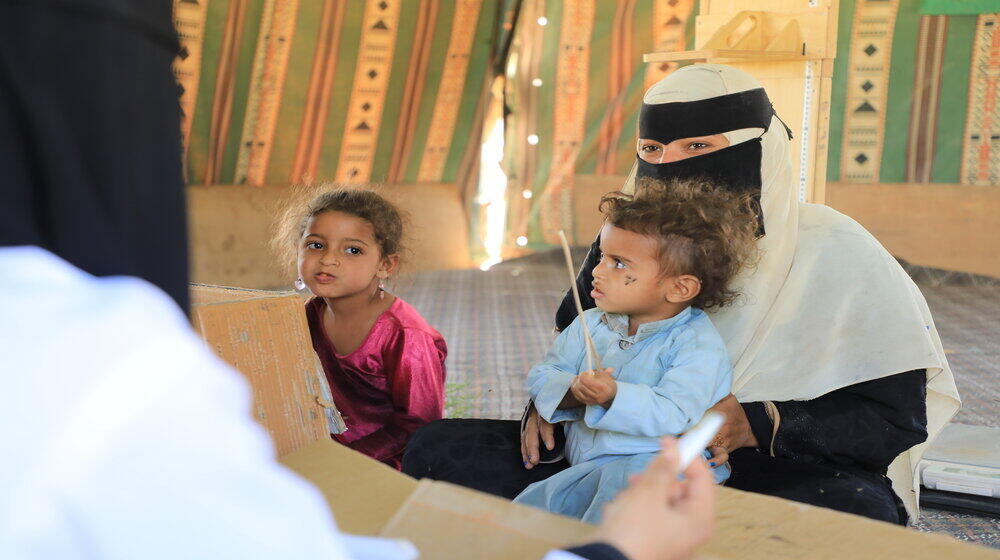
[599,177,759,310]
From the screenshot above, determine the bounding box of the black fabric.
[741,401,774,451]
[639,88,774,145]
[403,419,569,500]
[555,237,601,332]
[634,140,765,235]
[0,2,189,311]
[0,0,178,48]
[564,543,631,560]
[765,370,929,474]
[725,448,908,525]
[402,372,926,524]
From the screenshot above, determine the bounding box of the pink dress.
[306,297,447,469]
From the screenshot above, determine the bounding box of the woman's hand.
[705,394,757,465]
[521,404,555,470]
[596,437,715,560]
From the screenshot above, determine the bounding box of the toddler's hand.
[571,367,616,408]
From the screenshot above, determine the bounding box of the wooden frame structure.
[644,0,839,204]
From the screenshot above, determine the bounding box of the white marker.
[676,411,725,470]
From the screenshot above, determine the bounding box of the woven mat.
[397,250,1000,548]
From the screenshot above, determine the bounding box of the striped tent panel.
[827,3,994,185]
[178,0,502,187]
[504,0,698,248]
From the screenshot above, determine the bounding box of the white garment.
[623,64,960,520]
[0,248,370,558]
[0,247,583,560]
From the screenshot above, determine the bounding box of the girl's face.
[297,210,395,300]
[636,134,730,164]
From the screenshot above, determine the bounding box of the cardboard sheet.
[281,439,418,536]
[190,286,343,455]
[379,480,596,560]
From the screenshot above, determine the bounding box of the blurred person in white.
[0,2,716,560]
[0,246,714,560]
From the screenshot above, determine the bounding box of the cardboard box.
[192,284,999,560]
[190,285,343,456]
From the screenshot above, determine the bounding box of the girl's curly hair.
[599,177,759,310]
[272,185,406,277]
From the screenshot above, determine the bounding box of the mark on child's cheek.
[624,275,636,285]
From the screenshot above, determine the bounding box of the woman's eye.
[345,246,363,255]
[614,259,626,269]
[640,144,659,152]
[687,142,709,150]
[306,241,323,250]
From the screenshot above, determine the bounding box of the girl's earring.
[378,279,386,300]
[294,277,308,293]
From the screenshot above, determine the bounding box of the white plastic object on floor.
[918,423,1000,498]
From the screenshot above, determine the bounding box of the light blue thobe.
[513,307,732,523]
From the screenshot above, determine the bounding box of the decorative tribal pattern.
[839,0,900,183]
[417,0,484,183]
[540,0,595,244]
[235,0,299,186]
[335,0,402,184]
[960,14,1000,186]
[172,0,209,155]
[906,15,948,184]
[644,0,695,90]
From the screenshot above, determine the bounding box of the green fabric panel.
[879,1,921,183]
[685,0,698,50]
[615,0,653,174]
[920,0,1000,15]
[614,70,646,175]
[526,1,564,243]
[932,15,977,183]
[265,0,325,185]
[369,3,422,183]
[220,0,265,184]
[314,0,366,181]
[402,1,457,182]
[826,0,856,182]
[186,0,231,185]
[577,0,618,175]
[442,1,500,182]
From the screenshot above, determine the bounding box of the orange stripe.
[303,0,346,180]
[290,0,338,184]
[203,0,248,185]
[387,1,438,183]
[607,0,636,172]
[597,1,626,175]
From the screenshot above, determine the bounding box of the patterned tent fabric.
[173,1,998,251]
[828,1,999,186]
[174,0,503,188]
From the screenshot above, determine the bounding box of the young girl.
[513,178,757,522]
[283,187,447,470]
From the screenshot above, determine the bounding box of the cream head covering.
[624,64,960,520]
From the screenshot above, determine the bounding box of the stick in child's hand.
[557,230,602,374]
